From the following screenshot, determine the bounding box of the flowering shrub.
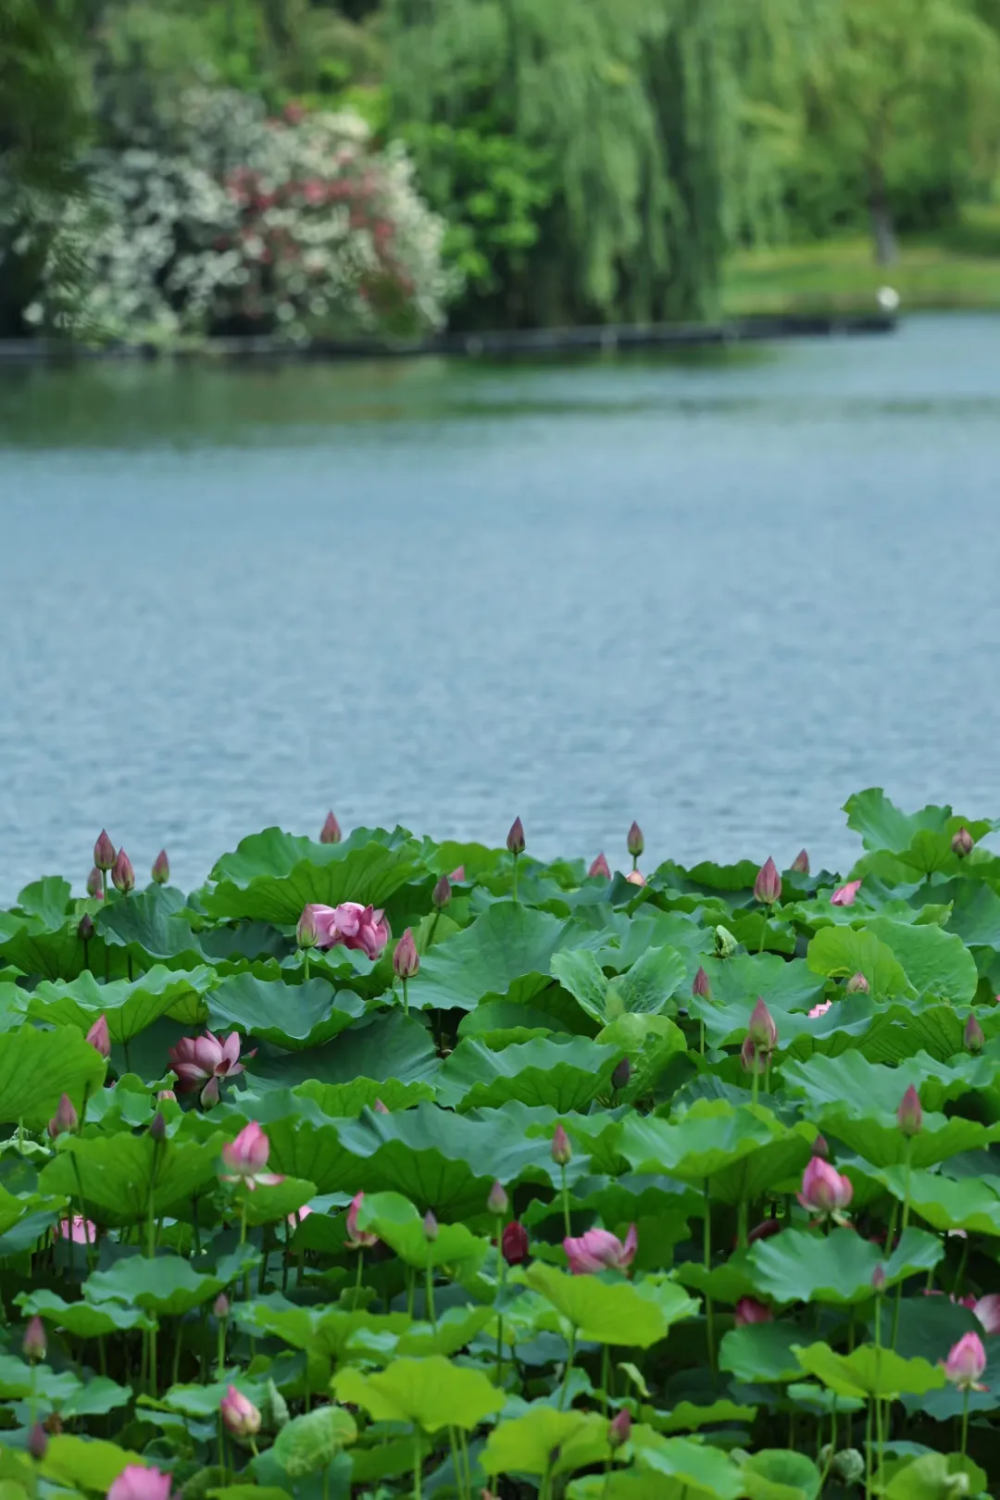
[3,792,1000,1497]
[25,89,456,342]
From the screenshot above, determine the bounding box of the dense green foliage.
[3,792,1000,1496]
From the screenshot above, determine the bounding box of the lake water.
[2,312,999,900]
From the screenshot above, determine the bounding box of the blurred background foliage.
[2,0,1000,337]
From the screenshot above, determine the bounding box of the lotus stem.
[403,976,409,1017]
[891,1139,913,1349]
[412,1434,422,1499]
[703,1182,715,1371]
[561,1164,571,1238]
[512,851,519,904]
[961,1388,970,1461]
[558,1327,576,1409]
[355,1249,364,1301]
[425,1263,436,1328]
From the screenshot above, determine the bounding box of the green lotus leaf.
[0,1183,65,1236]
[16,1288,153,1338]
[345,1436,434,1484]
[395,1305,494,1357]
[271,1405,357,1477]
[41,1132,224,1223]
[631,1432,743,1499]
[40,1436,142,1493]
[60,1377,133,1419]
[867,917,978,1004]
[27,965,213,1042]
[0,1024,106,1130]
[741,1450,822,1500]
[806,926,911,998]
[0,1355,80,1401]
[237,1302,409,1360]
[567,1475,691,1500]
[15,878,73,930]
[355,1191,488,1270]
[747,1227,942,1306]
[210,825,411,883]
[870,1165,1000,1235]
[208,974,364,1050]
[482,1405,610,1478]
[332,1354,503,1433]
[239,1177,317,1227]
[782,1050,990,1117]
[436,1035,620,1112]
[294,1078,435,1115]
[661,1399,757,1433]
[84,1250,255,1316]
[620,1101,811,1203]
[523,1263,697,1347]
[719,1323,804,1383]
[882,1453,987,1500]
[793,1341,946,1398]
[844,790,993,854]
[674,1250,758,1305]
[95,887,210,968]
[595,1014,687,1101]
[551,948,611,1023]
[204,840,420,924]
[249,1011,439,1089]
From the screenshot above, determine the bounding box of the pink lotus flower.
[306,902,390,960]
[608,1409,632,1448]
[734,1297,773,1327]
[502,1220,529,1265]
[432,874,452,908]
[564,1226,637,1275]
[86,1014,111,1058]
[220,1122,284,1190]
[107,1465,173,1500]
[58,1215,97,1245]
[740,1036,765,1075]
[952,826,974,858]
[965,1015,985,1054]
[168,1031,251,1100]
[897,1084,923,1138]
[831,879,862,907]
[319,811,342,844]
[625,870,646,887]
[754,857,781,905]
[588,853,611,880]
[151,850,170,885]
[345,1191,378,1250]
[221,1385,261,1437]
[551,1124,572,1166]
[791,849,810,875]
[809,1000,832,1019]
[798,1158,853,1219]
[627,822,644,858]
[943,1331,987,1391]
[23,1315,46,1361]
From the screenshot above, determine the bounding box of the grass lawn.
[722,204,1000,316]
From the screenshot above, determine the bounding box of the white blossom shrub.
[25,90,456,342]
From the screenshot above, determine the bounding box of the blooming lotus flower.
[808,1000,832,1019]
[625,870,646,886]
[965,1015,985,1054]
[151,850,170,885]
[93,830,116,872]
[748,997,777,1051]
[112,849,135,895]
[168,1031,251,1099]
[220,1122,284,1190]
[506,817,525,855]
[86,1014,111,1058]
[734,1297,773,1327]
[502,1220,529,1265]
[831,879,862,907]
[754,857,781,905]
[320,811,342,844]
[107,1465,173,1500]
[791,849,810,875]
[798,1158,853,1219]
[846,972,870,994]
[393,928,420,980]
[551,1124,572,1166]
[626,822,644,858]
[432,874,452,908]
[345,1191,378,1250]
[48,1093,78,1138]
[952,826,974,858]
[86,866,104,899]
[221,1385,261,1438]
[58,1215,97,1245]
[308,902,390,960]
[564,1225,637,1275]
[897,1084,923,1138]
[943,1332,987,1391]
[588,852,611,880]
[692,966,711,1000]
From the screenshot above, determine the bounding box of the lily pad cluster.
[1,790,999,1500]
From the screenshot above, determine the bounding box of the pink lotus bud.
[502,1221,529,1265]
[692,966,711,1000]
[564,1225,637,1275]
[506,817,525,856]
[943,1331,986,1391]
[112,849,135,895]
[952,826,974,858]
[23,1315,46,1362]
[107,1467,173,1500]
[790,849,810,875]
[214,1293,230,1319]
[798,1157,853,1217]
[748,1218,781,1245]
[625,870,646,887]
[373,1098,390,1114]
[965,1014,985,1054]
[588,852,611,880]
[754,858,781,905]
[393,928,420,980]
[220,1121,283,1188]
[897,1085,922,1137]
[151,850,170,885]
[149,1112,167,1142]
[423,1209,438,1242]
[846,972,870,994]
[86,866,104,899]
[450,865,466,882]
[48,1093,78,1138]
[551,1123,572,1166]
[608,1409,632,1448]
[86,1014,111,1057]
[487,1181,509,1216]
[221,1384,261,1438]
[831,879,862,907]
[626,822,644,858]
[345,1191,378,1249]
[734,1297,773,1327]
[296,906,319,948]
[158,1089,177,1102]
[320,811,342,845]
[27,1422,48,1460]
[93,830,116,872]
[78,913,94,941]
[748,997,777,1051]
[740,1035,764,1075]
[872,1264,887,1292]
[812,1135,830,1159]
[611,1057,631,1091]
[432,873,452,908]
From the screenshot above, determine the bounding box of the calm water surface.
[1,313,999,898]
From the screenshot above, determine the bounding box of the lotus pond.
[2,791,1000,1500]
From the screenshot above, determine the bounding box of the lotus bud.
[432,873,452,908]
[112,848,135,895]
[625,870,646,887]
[715,926,737,958]
[791,849,810,875]
[393,928,420,980]
[608,1409,632,1448]
[964,1014,985,1054]
[551,1123,572,1166]
[872,1264,887,1292]
[373,1098,390,1114]
[754,857,781,906]
[86,866,104,900]
[319,811,342,845]
[952,827,974,858]
[93,830,116,872]
[943,1331,987,1390]
[296,907,319,949]
[450,865,465,882]
[734,1297,773,1327]
[626,822,644,859]
[812,1135,830,1159]
[502,1220,529,1265]
[423,1209,438,1242]
[221,1384,262,1438]
[846,972,870,994]
[506,817,525,856]
[692,966,711,1000]
[832,1451,866,1487]
[23,1315,46,1363]
[157,1089,177,1102]
[740,1035,764,1075]
[748,997,777,1052]
[897,1084,923,1138]
[149,1112,167,1143]
[86,1014,111,1058]
[27,1423,48,1460]
[151,850,170,885]
[214,1293,230,1320]
[588,852,611,880]
[487,1180,509,1217]
[48,1093,78,1138]
[78,913,94,942]
[611,1057,631,1091]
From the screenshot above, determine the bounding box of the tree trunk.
[868,171,897,265]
